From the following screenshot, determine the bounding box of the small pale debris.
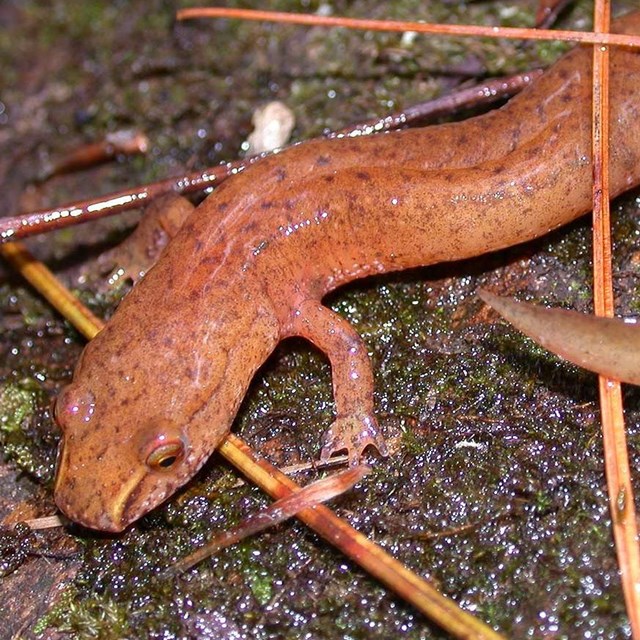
[454,440,486,450]
[245,101,295,155]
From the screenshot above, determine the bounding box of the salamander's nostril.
[54,386,96,429]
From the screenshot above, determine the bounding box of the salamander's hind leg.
[288,300,388,464]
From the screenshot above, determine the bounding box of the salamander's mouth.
[53,443,191,533]
[54,489,128,533]
[53,440,150,533]
[53,430,211,532]
[55,498,130,533]
[54,466,148,533]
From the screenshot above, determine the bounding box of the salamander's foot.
[320,414,388,466]
[79,195,193,291]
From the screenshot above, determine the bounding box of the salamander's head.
[52,335,222,532]
[53,291,279,533]
[54,383,193,532]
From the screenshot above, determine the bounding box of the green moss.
[0,379,43,476]
[244,554,275,605]
[35,587,132,639]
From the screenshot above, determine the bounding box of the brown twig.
[177,6,640,48]
[167,465,371,575]
[0,242,103,340]
[0,161,254,242]
[329,70,543,138]
[535,0,573,29]
[41,130,150,181]
[219,434,505,640]
[590,1,640,635]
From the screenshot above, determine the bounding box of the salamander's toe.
[320,414,388,465]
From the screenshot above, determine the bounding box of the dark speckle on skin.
[356,171,371,182]
[323,175,335,183]
[316,155,331,166]
[94,444,109,461]
[276,168,287,182]
[182,222,196,236]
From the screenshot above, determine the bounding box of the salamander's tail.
[479,289,640,386]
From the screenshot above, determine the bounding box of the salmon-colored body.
[54,12,640,532]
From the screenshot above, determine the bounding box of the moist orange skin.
[54,13,640,532]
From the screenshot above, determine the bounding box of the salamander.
[54,11,640,532]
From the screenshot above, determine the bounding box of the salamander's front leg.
[288,300,388,464]
[87,194,195,290]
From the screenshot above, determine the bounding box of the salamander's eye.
[145,432,186,471]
